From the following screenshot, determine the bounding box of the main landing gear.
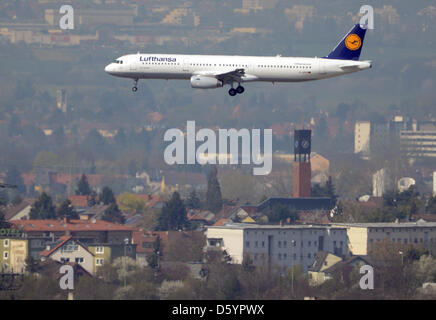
[228,84,245,96]
[132,79,138,92]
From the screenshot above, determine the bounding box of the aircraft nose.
[105,64,114,74]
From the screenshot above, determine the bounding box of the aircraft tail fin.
[324,24,367,61]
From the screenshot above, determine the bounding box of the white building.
[400,130,436,158]
[373,168,388,197]
[433,171,436,197]
[354,121,371,155]
[332,221,436,255]
[206,223,348,271]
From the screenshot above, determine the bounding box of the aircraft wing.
[198,68,246,83]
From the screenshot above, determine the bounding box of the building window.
[4,239,9,247]
[60,257,70,263]
[96,258,104,266]
[96,246,104,254]
[3,252,8,260]
[262,241,265,248]
[283,241,287,247]
[61,244,79,253]
[255,241,258,248]
[246,241,250,248]
[278,241,281,248]
[278,253,282,260]
[75,257,84,263]
[308,241,311,247]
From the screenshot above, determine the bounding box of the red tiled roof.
[40,235,72,257]
[41,235,94,257]
[69,195,88,207]
[10,219,135,232]
[213,218,230,226]
[132,229,158,254]
[240,206,259,214]
[3,198,36,220]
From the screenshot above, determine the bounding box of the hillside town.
[1,0,436,301]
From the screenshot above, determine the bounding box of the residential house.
[41,235,136,275]
[3,198,36,221]
[10,218,136,260]
[309,252,372,286]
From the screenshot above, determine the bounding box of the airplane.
[105,24,371,96]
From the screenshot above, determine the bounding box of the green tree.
[29,192,56,219]
[33,151,58,172]
[156,192,187,231]
[312,176,338,203]
[185,189,201,209]
[0,210,10,228]
[5,166,25,193]
[24,256,38,273]
[56,199,79,220]
[102,203,125,224]
[267,204,299,223]
[76,174,92,196]
[11,194,23,206]
[100,186,116,205]
[206,166,223,213]
[87,191,98,207]
[146,237,161,270]
[426,195,436,214]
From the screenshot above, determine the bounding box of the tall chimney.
[293,129,312,198]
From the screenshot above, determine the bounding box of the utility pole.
[291,240,295,298]
[124,238,129,288]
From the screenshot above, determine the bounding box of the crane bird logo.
[345,34,362,51]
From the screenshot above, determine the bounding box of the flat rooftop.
[207,223,345,230]
[332,221,436,228]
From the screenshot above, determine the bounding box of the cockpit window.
[113,60,123,64]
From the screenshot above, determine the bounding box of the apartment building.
[0,228,27,273]
[10,218,136,260]
[206,223,348,271]
[332,221,436,255]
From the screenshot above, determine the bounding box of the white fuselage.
[105,53,371,85]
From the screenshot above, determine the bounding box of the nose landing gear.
[132,79,138,92]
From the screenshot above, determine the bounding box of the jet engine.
[190,75,223,89]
